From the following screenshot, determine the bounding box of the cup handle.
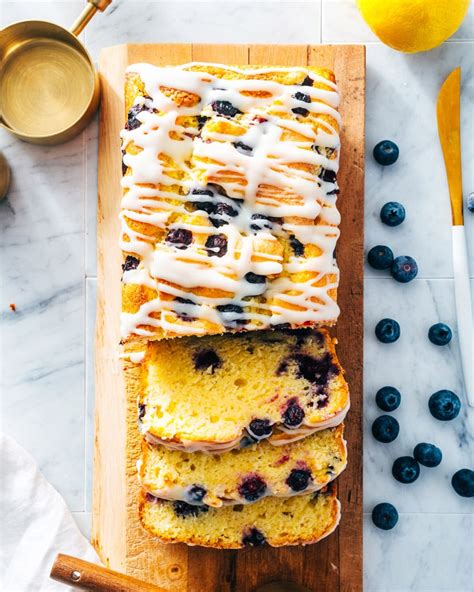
[70,0,112,37]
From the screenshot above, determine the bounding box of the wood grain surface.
[93,44,365,592]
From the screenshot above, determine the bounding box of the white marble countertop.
[1,1,473,590]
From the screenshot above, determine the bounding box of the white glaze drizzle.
[120,62,341,337]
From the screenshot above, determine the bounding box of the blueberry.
[233,141,252,154]
[467,193,474,213]
[373,140,399,166]
[191,187,214,197]
[238,474,267,502]
[282,399,305,428]
[250,213,276,231]
[319,169,337,183]
[376,386,401,412]
[242,527,266,547]
[214,202,239,217]
[138,403,146,422]
[216,303,247,327]
[428,323,452,346]
[391,255,418,283]
[187,485,207,504]
[126,103,153,130]
[428,390,461,421]
[122,255,140,273]
[197,115,208,130]
[173,501,209,518]
[277,353,336,385]
[300,75,314,87]
[245,272,266,284]
[372,502,399,530]
[292,107,309,117]
[211,100,242,118]
[286,468,313,492]
[380,201,406,227]
[193,349,222,373]
[413,443,442,468]
[367,245,394,270]
[451,469,474,497]
[392,456,420,484]
[375,318,400,343]
[205,233,228,257]
[248,418,273,440]
[289,234,305,257]
[165,228,193,249]
[372,415,400,443]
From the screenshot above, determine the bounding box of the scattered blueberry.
[428,323,452,346]
[165,228,193,249]
[372,415,400,443]
[277,353,336,385]
[138,403,146,422]
[286,468,313,492]
[292,92,311,117]
[467,192,474,213]
[373,140,399,166]
[292,107,309,117]
[372,502,399,530]
[248,418,273,440]
[289,234,305,257]
[191,187,214,197]
[122,255,140,272]
[245,272,266,284]
[376,386,401,412]
[367,245,394,270]
[211,100,242,118]
[429,390,461,421]
[390,255,418,283]
[216,303,247,327]
[186,485,207,504]
[238,474,267,502]
[380,201,406,227]
[282,399,305,428]
[242,527,266,547]
[375,318,400,343]
[451,469,474,498]
[193,349,222,373]
[392,456,420,484]
[413,443,442,468]
[173,501,209,518]
[205,233,228,257]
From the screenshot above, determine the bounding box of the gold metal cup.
[0,0,111,145]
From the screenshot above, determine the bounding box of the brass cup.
[0,0,111,145]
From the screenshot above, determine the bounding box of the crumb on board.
[9,303,16,312]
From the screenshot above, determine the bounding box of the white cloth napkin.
[0,434,99,592]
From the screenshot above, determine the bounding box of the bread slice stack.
[120,62,348,548]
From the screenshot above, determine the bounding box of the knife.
[436,67,473,407]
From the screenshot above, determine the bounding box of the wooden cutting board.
[93,43,365,592]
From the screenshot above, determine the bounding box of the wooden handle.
[50,554,169,592]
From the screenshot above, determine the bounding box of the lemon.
[356,0,470,53]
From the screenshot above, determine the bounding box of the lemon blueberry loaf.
[139,483,340,548]
[139,425,346,507]
[120,62,341,340]
[127,328,349,452]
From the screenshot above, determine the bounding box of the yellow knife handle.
[437,67,463,226]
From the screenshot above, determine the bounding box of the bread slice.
[139,425,346,507]
[124,328,349,452]
[139,484,340,549]
[120,62,341,341]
